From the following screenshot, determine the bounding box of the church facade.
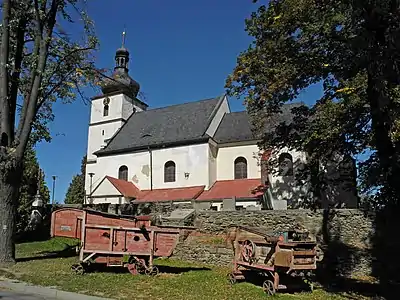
[84,44,357,210]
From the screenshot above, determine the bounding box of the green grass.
[0,238,368,300]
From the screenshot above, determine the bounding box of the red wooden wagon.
[227,225,323,295]
[51,208,193,276]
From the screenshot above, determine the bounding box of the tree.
[0,0,99,264]
[17,144,50,235]
[65,155,86,204]
[225,0,400,206]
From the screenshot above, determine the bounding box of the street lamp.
[52,175,57,207]
[88,172,95,204]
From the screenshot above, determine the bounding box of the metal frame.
[229,225,319,295]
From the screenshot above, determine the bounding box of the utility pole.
[88,172,95,204]
[52,175,57,207]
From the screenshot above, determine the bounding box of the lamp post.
[52,175,57,207]
[88,172,95,204]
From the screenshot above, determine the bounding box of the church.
[84,42,358,210]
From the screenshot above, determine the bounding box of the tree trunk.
[367,69,400,201]
[0,152,22,265]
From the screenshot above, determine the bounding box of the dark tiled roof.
[213,111,254,143]
[96,96,223,155]
[214,103,303,143]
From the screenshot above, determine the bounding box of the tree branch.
[9,17,28,145]
[16,0,59,160]
[16,0,44,141]
[38,69,74,108]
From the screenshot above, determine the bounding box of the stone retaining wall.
[172,209,374,279]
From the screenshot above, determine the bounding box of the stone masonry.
[172,209,374,279]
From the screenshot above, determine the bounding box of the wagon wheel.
[127,263,139,275]
[241,240,256,263]
[135,259,147,274]
[145,266,159,276]
[262,279,275,296]
[71,263,85,275]
[128,257,146,275]
[227,272,236,285]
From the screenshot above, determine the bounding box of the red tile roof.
[106,176,141,198]
[135,186,205,203]
[197,179,264,201]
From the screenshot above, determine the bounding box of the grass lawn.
[0,238,368,300]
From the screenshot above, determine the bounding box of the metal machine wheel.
[145,266,159,276]
[127,257,147,275]
[227,272,236,285]
[127,263,140,275]
[262,279,275,296]
[241,240,256,263]
[71,263,85,275]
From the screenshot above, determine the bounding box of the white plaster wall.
[90,94,140,124]
[216,144,261,180]
[121,95,145,119]
[87,94,145,161]
[205,95,230,137]
[85,150,150,194]
[268,148,308,204]
[208,142,218,189]
[151,143,209,189]
[87,120,124,161]
[91,179,120,197]
[91,196,127,205]
[85,143,210,195]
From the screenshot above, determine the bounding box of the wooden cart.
[51,208,194,276]
[227,225,323,295]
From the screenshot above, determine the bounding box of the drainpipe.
[148,146,153,191]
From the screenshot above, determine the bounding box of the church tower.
[85,32,147,196]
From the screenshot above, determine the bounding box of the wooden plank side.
[154,232,179,257]
[84,228,111,251]
[51,209,83,239]
[118,230,151,253]
[85,211,151,228]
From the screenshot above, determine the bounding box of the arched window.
[234,157,248,179]
[103,104,109,117]
[164,161,176,183]
[118,165,128,181]
[278,153,293,176]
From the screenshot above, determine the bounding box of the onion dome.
[100,33,140,98]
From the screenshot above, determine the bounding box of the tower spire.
[122,26,126,48]
[115,27,129,70]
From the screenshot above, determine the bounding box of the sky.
[36,0,323,203]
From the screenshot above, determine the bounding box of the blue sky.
[36,0,323,203]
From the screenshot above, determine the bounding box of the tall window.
[118,165,128,181]
[234,157,248,179]
[164,161,176,182]
[103,104,109,117]
[278,153,293,176]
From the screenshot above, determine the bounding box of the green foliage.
[64,155,86,204]
[17,145,50,234]
[226,0,400,206]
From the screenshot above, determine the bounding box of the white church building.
[84,43,357,210]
